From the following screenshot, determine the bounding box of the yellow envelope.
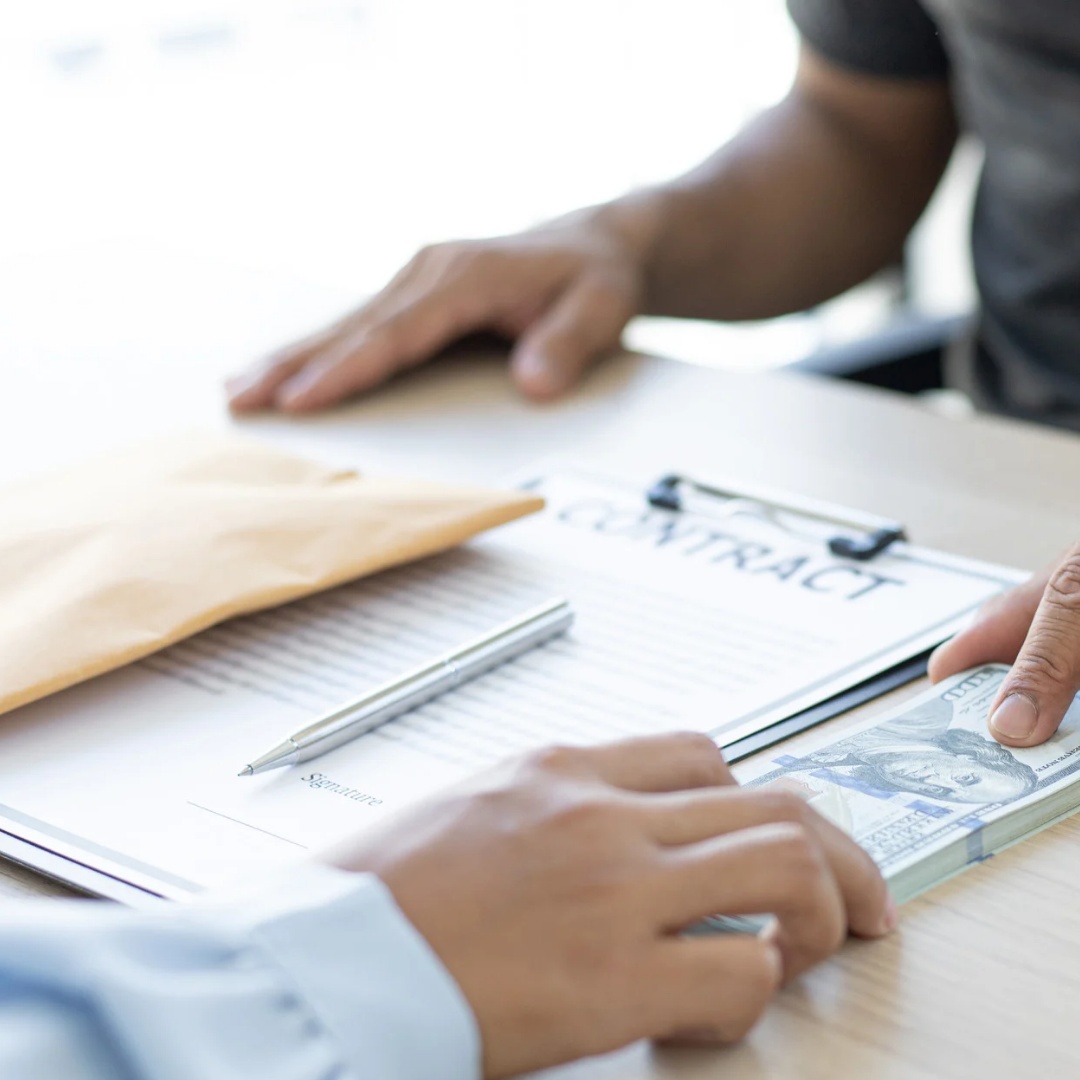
[0,432,543,718]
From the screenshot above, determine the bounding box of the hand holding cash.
[734,664,1080,903]
[931,544,1080,749]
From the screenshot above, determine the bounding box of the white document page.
[0,470,1018,897]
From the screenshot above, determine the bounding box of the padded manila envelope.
[0,431,543,717]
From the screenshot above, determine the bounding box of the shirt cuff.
[195,863,481,1080]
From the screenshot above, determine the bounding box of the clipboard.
[0,466,1023,906]
[0,662,937,908]
[0,663,932,906]
[0,827,160,905]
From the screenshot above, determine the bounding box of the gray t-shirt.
[787,0,1080,424]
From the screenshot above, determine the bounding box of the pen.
[237,597,574,776]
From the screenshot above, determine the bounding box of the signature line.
[186,802,309,850]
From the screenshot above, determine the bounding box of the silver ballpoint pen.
[237,597,574,777]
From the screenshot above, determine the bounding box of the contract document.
[0,469,1020,901]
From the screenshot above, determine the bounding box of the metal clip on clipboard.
[645,473,908,562]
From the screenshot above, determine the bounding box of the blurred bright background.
[0,0,978,372]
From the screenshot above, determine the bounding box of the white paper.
[0,470,1019,896]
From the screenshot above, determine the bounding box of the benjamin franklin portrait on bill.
[751,695,1038,806]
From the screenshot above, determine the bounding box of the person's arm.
[0,734,893,1079]
[0,866,478,1080]
[931,546,1080,748]
[226,45,954,412]
[633,46,957,320]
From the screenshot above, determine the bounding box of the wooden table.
[5,243,1080,1078]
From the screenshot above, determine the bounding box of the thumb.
[985,550,1080,747]
[928,577,1044,683]
[509,272,636,400]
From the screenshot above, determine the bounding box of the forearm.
[0,866,478,1080]
[597,51,957,322]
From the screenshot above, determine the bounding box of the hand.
[930,545,1080,747]
[325,733,895,1078]
[226,201,659,413]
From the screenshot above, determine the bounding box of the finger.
[648,789,894,941]
[530,733,733,794]
[509,271,636,400]
[273,328,394,413]
[228,245,441,412]
[273,284,491,412]
[928,576,1045,682]
[645,936,781,1045]
[656,821,877,981]
[984,548,1080,746]
[664,822,844,977]
[226,325,342,412]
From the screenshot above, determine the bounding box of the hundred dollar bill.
[732,664,1080,904]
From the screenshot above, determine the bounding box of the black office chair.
[782,231,976,397]
[791,310,975,394]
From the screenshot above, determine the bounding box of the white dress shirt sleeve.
[0,864,480,1080]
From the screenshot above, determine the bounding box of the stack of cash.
[734,665,1080,904]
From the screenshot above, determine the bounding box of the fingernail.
[990,694,1038,740]
[277,372,319,406]
[225,373,257,400]
[881,895,899,934]
[762,940,783,982]
[514,350,556,392]
[756,915,781,948]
